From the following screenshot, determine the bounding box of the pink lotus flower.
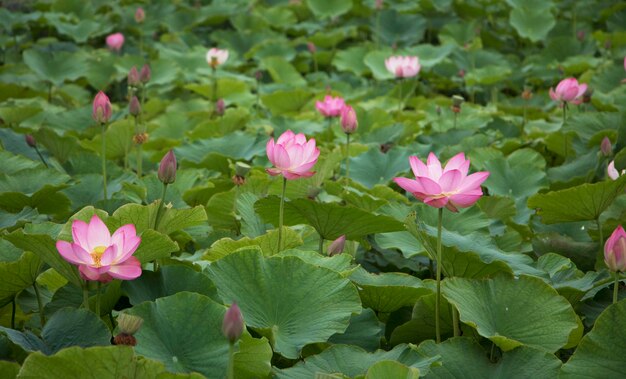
[206,48,229,68]
[135,7,145,23]
[608,160,625,180]
[605,225,626,272]
[315,95,345,118]
[385,56,421,78]
[92,91,112,124]
[393,152,490,212]
[266,130,320,180]
[549,78,587,105]
[56,215,142,282]
[340,105,358,134]
[328,235,346,256]
[106,33,125,51]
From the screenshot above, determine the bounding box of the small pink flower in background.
[328,235,346,256]
[549,78,587,105]
[605,225,626,272]
[608,160,625,180]
[394,152,490,212]
[601,137,612,156]
[106,33,125,51]
[56,215,142,282]
[129,96,141,117]
[215,98,225,116]
[622,57,626,84]
[139,64,151,83]
[222,302,244,343]
[315,95,345,117]
[135,7,145,23]
[206,48,229,68]
[266,130,320,180]
[128,66,140,86]
[307,42,316,54]
[385,56,421,78]
[340,105,358,134]
[92,91,112,124]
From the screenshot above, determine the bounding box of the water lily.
[56,215,142,282]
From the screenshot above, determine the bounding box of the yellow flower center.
[91,246,107,268]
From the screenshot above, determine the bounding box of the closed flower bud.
[92,91,112,124]
[158,150,177,184]
[139,64,151,83]
[215,98,225,116]
[307,42,316,54]
[328,235,346,256]
[601,137,612,157]
[605,225,626,272]
[128,66,140,86]
[129,96,141,117]
[255,70,263,81]
[25,134,36,148]
[222,303,244,343]
[340,105,358,134]
[135,7,145,23]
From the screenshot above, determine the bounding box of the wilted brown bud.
[133,132,149,145]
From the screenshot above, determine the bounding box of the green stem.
[345,133,351,182]
[137,144,143,178]
[48,82,52,103]
[101,123,108,201]
[227,342,235,379]
[154,183,168,231]
[597,218,604,264]
[82,282,90,311]
[34,146,48,168]
[613,272,620,304]
[490,342,495,362]
[11,297,16,329]
[453,112,457,129]
[522,103,527,128]
[313,52,318,73]
[278,177,287,252]
[562,104,568,160]
[397,79,403,114]
[95,282,101,317]
[452,306,460,337]
[33,282,46,326]
[211,67,217,102]
[319,235,324,255]
[435,207,443,343]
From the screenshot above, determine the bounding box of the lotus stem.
[562,104,568,159]
[614,272,620,304]
[227,342,235,379]
[11,297,16,329]
[154,183,169,232]
[101,123,108,201]
[398,79,403,114]
[345,133,351,181]
[33,282,46,326]
[452,306,460,337]
[278,177,287,252]
[319,235,324,255]
[597,218,603,265]
[453,112,458,130]
[212,66,217,102]
[82,282,90,311]
[435,207,443,343]
[34,146,48,168]
[95,281,101,317]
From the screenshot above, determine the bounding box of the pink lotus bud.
[375,0,383,9]
[601,137,612,157]
[222,302,244,343]
[139,64,151,83]
[215,99,225,116]
[576,30,585,41]
[158,150,177,184]
[135,7,145,23]
[255,70,263,81]
[340,105,358,134]
[25,134,36,148]
[128,66,140,86]
[106,33,125,52]
[328,235,346,256]
[458,69,465,78]
[605,225,626,272]
[129,96,141,117]
[307,42,316,54]
[92,91,112,124]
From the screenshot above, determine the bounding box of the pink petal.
[416,176,442,196]
[57,241,91,265]
[79,265,103,281]
[449,193,483,208]
[424,196,449,208]
[426,153,443,180]
[116,235,141,263]
[99,245,116,266]
[266,138,276,163]
[394,177,426,198]
[457,171,490,192]
[266,168,282,176]
[273,145,291,170]
[549,88,559,101]
[276,130,295,145]
[409,156,428,177]
[438,170,462,193]
[576,83,588,98]
[71,220,90,250]
[87,215,111,251]
[108,256,142,280]
[444,153,469,176]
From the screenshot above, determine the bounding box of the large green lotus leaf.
[255,197,404,240]
[350,147,413,188]
[261,57,305,87]
[328,308,383,351]
[204,227,302,260]
[407,44,455,68]
[278,250,355,275]
[560,299,626,378]
[390,292,454,345]
[17,345,204,378]
[307,0,352,19]
[34,128,86,164]
[0,361,19,378]
[376,9,426,46]
[51,18,109,43]
[206,249,361,359]
[205,190,238,231]
[443,276,579,352]
[417,337,561,378]
[22,49,88,86]
[4,231,81,288]
[333,46,370,76]
[274,344,437,379]
[508,2,556,42]
[0,308,110,355]
[366,361,419,379]
[111,203,207,236]
[261,89,314,115]
[527,175,626,224]
[0,168,69,196]
[122,265,218,305]
[464,65,512,86]
[185,78,252,101]
[175,131,267,163]
[349,267,431,313]
[0,150,40,175]
[127,292,272,378]
[0,252,41,307]
[237,192,266,238]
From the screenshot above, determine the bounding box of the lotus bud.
[605,225,626,272]
[113,313,143,346]
[255,70,263,81]
[340,105,358,134]
[222,303,244,343]
[522,88,533,100]
[215,98,225,116]
[328,235,346,256]
[158,150,177,184]
[135,7,145,23]
[25,134,36,148]
[601,137,612,157]
[92,91,112,124]
[458,69,465,78]
[576,30,585,41]
[307,42,316,54]
[129,96,141,117]
[139,64,151,83]
[375,0,383,9]
[128,66,140,86]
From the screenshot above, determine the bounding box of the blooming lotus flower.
[608,160,625,180]
[266,130,319,180]
[315,95,345,118]
[92,91,112,124]
[605,225,626,272]
[106,33,125,51]
[549,78,587,105]
[206,48,228,68]
[56,215,142,282]
[393,152,490,212]
[340,105,358,134]
[385,56,421,78]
